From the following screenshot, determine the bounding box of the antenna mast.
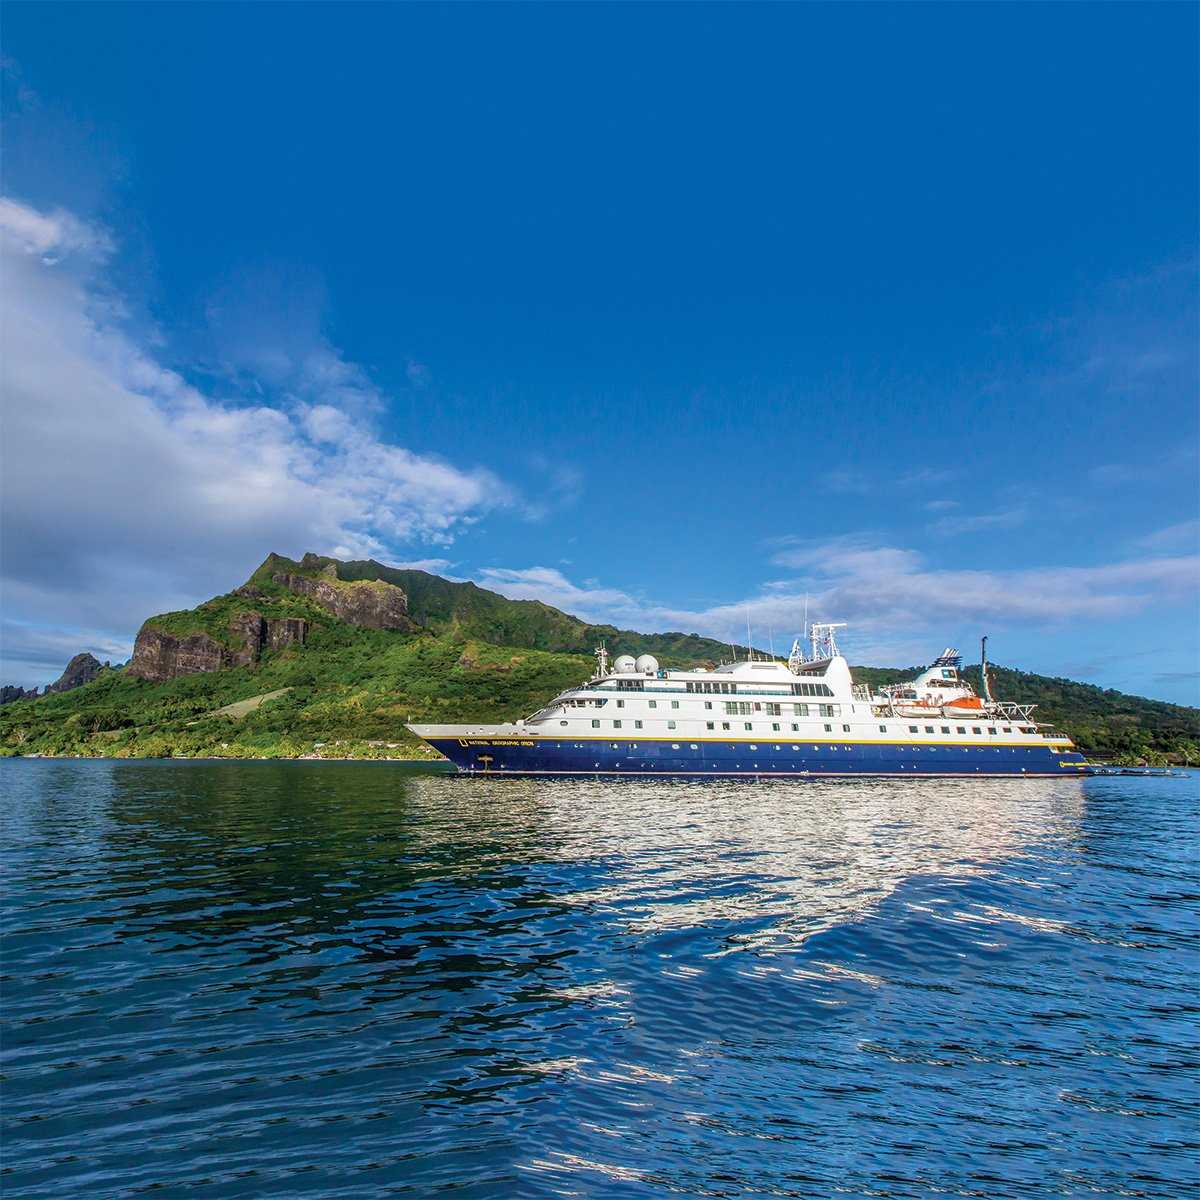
[980,636,993,704]
[809,622,846,660]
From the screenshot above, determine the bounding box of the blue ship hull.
[424,736,1091,778]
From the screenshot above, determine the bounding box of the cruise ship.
[408,625,1091,778]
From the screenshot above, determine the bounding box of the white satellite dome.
[634,653,660,674]
[613,654,637,673]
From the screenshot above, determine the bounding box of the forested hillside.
[2,552,1195,764]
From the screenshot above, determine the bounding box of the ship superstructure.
[407,626,1089,778]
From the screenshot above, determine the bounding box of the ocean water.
[2,761,1196,1199]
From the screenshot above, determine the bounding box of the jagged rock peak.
[270,571,416,631]
[44,653,106,695]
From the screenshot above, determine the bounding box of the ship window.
[772,723,780,731]
[706,722,714,730]
[791,723,799,731]
[766,703,781,716]
[671,700,679,709]
[744,723,752,731]
[722,722,730,730]
[668,720,676,730]
[842,724,850,733]
[672,743,680,750]
[988,727,997,735]
[649,700,657,708]
[635,720,643,729]
[616,700,624,708]
[1003,727,1012,733]
[704,701,712,710]
[924,726,934,733]
[560,720,568,726]
[973,727,982,734]
[824,724,832,732]
[750,744,758,751]
[690,743,698,750]
[957,726,966,734]
[591,720,600,728]
[613,720,622,729]
[941,726,950,733]
[909,725,918,733]
[793,703,809,716]
[879,725,887,733]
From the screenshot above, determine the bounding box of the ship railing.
[566,682,847,700]
[988,701,1038,721]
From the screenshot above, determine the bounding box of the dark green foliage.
[256,552,742,665]
[144,585,335,645]
[0,627,590,760]
[4,550,1195,763]
[959,663,1199,762]
[849,661,1200,762]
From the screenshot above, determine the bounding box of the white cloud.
[1136,519,1200,553]
[475,567,638,620]
[0,196,514,684]
[389,558,456,573]
[1,619,132,686]
[900,467,960,488]
[0,196,112,260]
[473,535,1200,668]
[819,469,871,494]
[929,507,1029,536]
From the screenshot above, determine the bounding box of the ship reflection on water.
[7,761,1190,1199]
[398,773,1087,953]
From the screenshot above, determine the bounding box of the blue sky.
[2,3,1197,702]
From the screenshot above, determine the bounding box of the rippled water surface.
[2,761,1197,1198]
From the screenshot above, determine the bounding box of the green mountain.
[249,552,741,664]
[1,552,1196,764]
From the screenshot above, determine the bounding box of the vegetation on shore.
[2,633,1196,765]
[2,551,1195,765]
[0,627,590,760]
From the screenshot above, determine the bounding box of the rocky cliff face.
[44,653,106,694]
[271,572,416,631]
[128,627,247,682]
[128,613,309,683]
[121,555,416,684]
[1,653,109,704]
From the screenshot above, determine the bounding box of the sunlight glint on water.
[2,761,1196,1198]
